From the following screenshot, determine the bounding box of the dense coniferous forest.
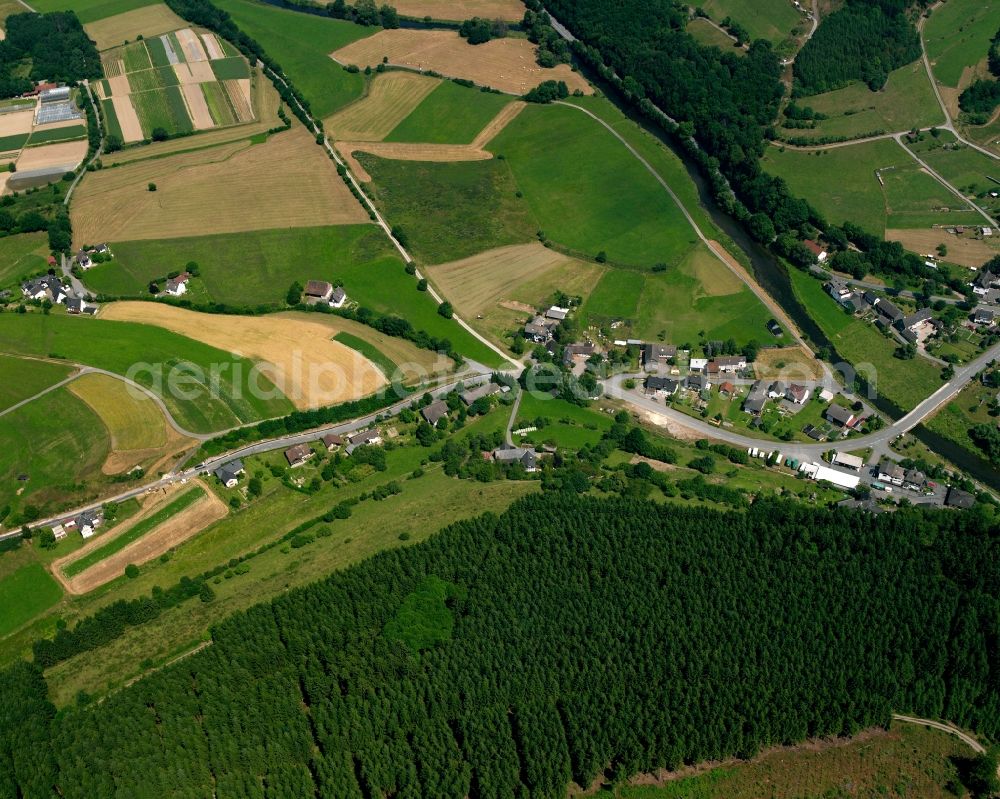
[793,0,922,94]
[1,495,997,798]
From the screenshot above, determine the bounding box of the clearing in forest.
[332,29,591,96]
[99,302,387,409]
[325,71,441,141]
[71,127,369,245]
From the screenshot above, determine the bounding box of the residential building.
[76,249,92,270]
[832,452,864,471]
[642,343,677,371]
[902,469,926,491]
[688,358,708,372]
[874,298,903,324]
[524,316,554,343]
[77,510,103,539]
[322,433,343,451]
[164,273,190,296]
[972,270,999,296]
[563,342,597,367]
[284,444,314,467]
[847,294,870,315]
[767,380,787,399]
[421,399,449,425]
[545,306,569,321]
[686,373,709,392]
[901,308,933,331]
[825,404,856,428]
[786,384,810,404]
[803,239,828,262]
[825,282,851,304]
[945,486,975,509]
[21,276,66,304]
[492,446,537,472]
[461,381,500,406]
[877,459,905,486]
[214,459,245,488]
[65,298,95,315]
[713,355,746,373]
[743,380,768,416]
[974,308,995,326]
[348,428,382,448]
[719,381,736,396]
[645,376,679,396]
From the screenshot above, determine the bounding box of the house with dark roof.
[874,298,903,324]
[421,399,449,426]
[76,249,92,270]
[214,459,245,488]
[545,306,569,321]
[945,486,975,509]
[713,355,746,373]
[21,276,66,304]
[902,469,926,491]
[330,286,347,308]
[847,294,870,315]
[901,308,933,331]
[768,380,787,399]
[825,404,856,428]
[524,316,555,343]
[972,270,999,295]
[645,376,679,396]
[65,297,95,315]
[348,428,382,448]
[974,308,995,326]
[743,380,768,416]
[563,342,597,368]
[786,383,810,404]
[284,444,314,467]
[877,459,905,486]
[642,343,677,370]
[76,510,103,539]
[492,446,537,472]
[686,373,709,392]
[304,280,333,303]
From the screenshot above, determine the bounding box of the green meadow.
[911,131,1000,199]
[0,354,73,413]
[699,0,802,46]
[0,563,62,639]
[213,0,370,117]
[0,231,50,289]
[385,81,511,144]
[0,387,110,516]
[333,332,397,379]
[0,313,293,433]
[96,225,502,366]
[923,0,1000,87]
[489,103,699,268]
[780,63,942,142]
[581,245,784,347]
[359,155,537,263]
[686,18,740,52]
[517,392,612,450]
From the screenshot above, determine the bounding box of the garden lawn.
[0,231,50,290]
[0,313,293,433]
[359,155,537,263]
[0,563,62,639]
[489,103,699,268]
[0,388,110,516]
[0,354,73,413]
[516,392,612,450]
[779,62,943,142]
[87,225,502,365]
[64,487,205,577]
[788,268,942,412]
[214,0,370,117]
[923,0,1000,88]
[385,81,511,144]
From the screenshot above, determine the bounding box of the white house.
[164,273,190,296]
[330,286,347,308]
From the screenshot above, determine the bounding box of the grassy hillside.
[0,355,72,413]
[385,81,511,144]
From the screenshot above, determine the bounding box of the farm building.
[832,452,864,471]
[492,445,537,472]
[164,273,190,296]
[330,286,347,308]
[39,87,71,103]
[545,306,569,321]
[803,462,859,490]
[642,343,677,371]
[8,165,75,192]
[304,280,333,304]
[825,404,856,428]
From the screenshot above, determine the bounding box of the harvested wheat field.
[332,30,591,96]
[111,95,144,142]
[338,98,523,179]
[887,228,996,268]
[84,4,187,51]
[325,71,440,140]
[201,31,225,60]
[105,74,278,165]
[181,83,215,129]
[100,302,387,409]
[0,109,33,137]
[15,140,87,172]
[388,0,524,21]
[72,127,368,243]
[55,481,227,595]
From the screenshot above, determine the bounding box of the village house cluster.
[20,275,95,315]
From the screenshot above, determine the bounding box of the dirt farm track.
[71,126,368,244]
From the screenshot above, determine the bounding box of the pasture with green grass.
[780,63,942,142]
[686,17,739,52]
[909,130,1000,201]
[0,313,293,433]
[0,354,73,413]
[29,0,157,23]
[517,392,612,450]
[214,0,369,117]
[0,387,110,517]
[333,332,397,379]
[788,268,942,412]
[923,0,1000,88]
[0,563,62,639]
[699,0,802,47]
[359,155,537,263]
[0,231,50,289]
[489,103,699,268]
[63,486,205,577]
[385,81,511,144]
[581,245,785,347]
